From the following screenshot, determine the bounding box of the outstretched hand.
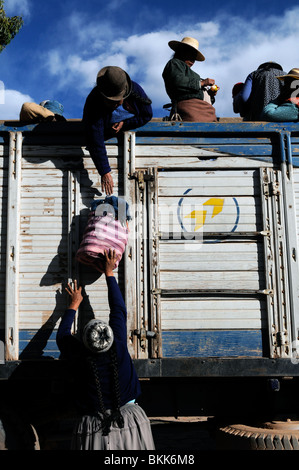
[104,249,119,277]
[65,280,83,310]
[101,172,114,195]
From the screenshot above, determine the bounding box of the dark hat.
[258,61,283,71]
[83,319,114,354]
[97,66,132,101]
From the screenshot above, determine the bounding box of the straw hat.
[168,36,205,61]
[97,66,132,101]
[277,68,299,81]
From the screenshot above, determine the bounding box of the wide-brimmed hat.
[277,68,299,81]
[168,36,205,61]
[83,319,114,354]
[97,66,132,101]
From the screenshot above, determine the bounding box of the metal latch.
[133,328,156,350]
[131,171,154,189]
[264,180,280,196]
[269,182,280,196]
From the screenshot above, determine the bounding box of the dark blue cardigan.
[82,81,152,176]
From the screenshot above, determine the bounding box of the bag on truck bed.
[76,196,131,273]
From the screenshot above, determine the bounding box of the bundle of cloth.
[76,196,131,273]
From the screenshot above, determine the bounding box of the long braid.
[86,357,111,436]
[86,345,124,436]
[109,344,124,428]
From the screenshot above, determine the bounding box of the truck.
[1,118,299,450]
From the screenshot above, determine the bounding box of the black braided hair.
[87,343,124,436]
[109,344,124,429]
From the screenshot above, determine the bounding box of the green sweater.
[162,58,204,103]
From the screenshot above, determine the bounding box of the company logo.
[177,188,240,238]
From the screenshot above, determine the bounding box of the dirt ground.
[149,416,216,451]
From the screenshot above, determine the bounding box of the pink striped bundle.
[76,212,129,273]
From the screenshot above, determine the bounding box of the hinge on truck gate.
[133,328,156,350]
[131,170,154,190]
[263,180,280,197]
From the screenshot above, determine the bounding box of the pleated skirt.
[177,98,217,122]
[71,403,155,450]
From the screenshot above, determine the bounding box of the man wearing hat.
[261,68,299,122]
[162,36,218,122]
[83,66,152,195]
[56,249,155,450]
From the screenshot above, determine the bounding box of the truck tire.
[217,422,299,450]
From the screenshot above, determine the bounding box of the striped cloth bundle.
[76,197,130,273]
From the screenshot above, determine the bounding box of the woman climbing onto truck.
[56,249,155,450]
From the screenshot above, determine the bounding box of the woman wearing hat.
[233,62,285,121]
[56,249,155,450]
[261,68,299,122]
[83,66,152,196]
[162,37,218,122]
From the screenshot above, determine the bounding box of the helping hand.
[101,172,114,195]
[104,249,119,277]
[65,280,83,310]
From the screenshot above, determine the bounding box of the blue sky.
[1,0,299,120]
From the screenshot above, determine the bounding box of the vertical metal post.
[67,170,80,284]
[67,170,80,334]
[5,132,22,360]
[123,132,138,357]
[279,131,299,359]
[147,168,161,358]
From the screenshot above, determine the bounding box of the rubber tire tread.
[218,424,299,450]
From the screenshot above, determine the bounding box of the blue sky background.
[1,0,299,120]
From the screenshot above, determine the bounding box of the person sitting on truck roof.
[19,100,66,122]
[260,68,299,122]
[56,249,155,451]
[83,66,152,196]
[162,36,218,122]
[233,62,286,121]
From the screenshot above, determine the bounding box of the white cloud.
[2,4,299,120]
[43,7,299,118]
[4,0,30,17]
[0,89,32,120]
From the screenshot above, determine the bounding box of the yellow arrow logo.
[184,198,224,231]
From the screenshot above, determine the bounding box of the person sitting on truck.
[56,249,155,451]
[83,66,152,196]
[162,36,218,122]
[19,100,66,122]
[260,68,299,122]
[233,62,286,121]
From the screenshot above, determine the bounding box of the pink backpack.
[76,204,129,273]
